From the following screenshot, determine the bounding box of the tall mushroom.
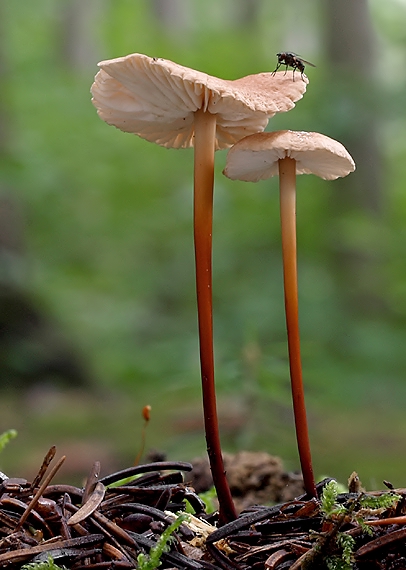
[91,54,308,523]
[224,130,355,498]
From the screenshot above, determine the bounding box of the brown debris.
[0,452,213,569]
[67,482,106,526]
[1,450,406,569]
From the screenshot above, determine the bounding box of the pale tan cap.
[223,130,356,181]
[91,54,308,150]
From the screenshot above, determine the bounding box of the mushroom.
[91,54,309,523]
[223,130,355,498]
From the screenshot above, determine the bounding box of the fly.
[272,52,315,81]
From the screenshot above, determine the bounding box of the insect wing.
[290,53,316,68]
[299,58,316,68]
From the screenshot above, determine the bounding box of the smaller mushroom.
[223,130,355,498]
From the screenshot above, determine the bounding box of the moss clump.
[137,513,189,570]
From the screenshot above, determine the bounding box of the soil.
[186,451,305,513]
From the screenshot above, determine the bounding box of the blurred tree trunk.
[151,0,261,30]
[325,0,382,214]
[324,0,385,314]
[0,2,10,157]
[151,0,192,30]
[233,0,262,27]
[58,0,103,72]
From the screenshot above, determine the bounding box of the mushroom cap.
[91,53,309,150]
[223,130,356,181]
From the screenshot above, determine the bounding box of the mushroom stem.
[278,157,316,498]
[193,108,237,524]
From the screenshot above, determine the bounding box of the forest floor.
[0,449,405,569]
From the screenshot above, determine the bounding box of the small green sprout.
[338,532,356,564]
[137,513,189,570]
[359,492,401,511]
[184,486,218,515]
[321,480,346,518]
[324,532,356,569]
[197,486,218,514]
[21,555,66,570]
[325,553,353,570]
[0,429,17,453]
[106,473,142,488]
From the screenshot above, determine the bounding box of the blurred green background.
[1,0,406,489]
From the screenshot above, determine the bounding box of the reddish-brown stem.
[193,108,237,524]
[278,157,316,498]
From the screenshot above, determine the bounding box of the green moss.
[320,480,346,518]
[137,513,189,570]
[320,480,401,569]
[21,555,66,570]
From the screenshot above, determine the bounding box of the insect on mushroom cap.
[223,130,356,182]
[91,53,309,150]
